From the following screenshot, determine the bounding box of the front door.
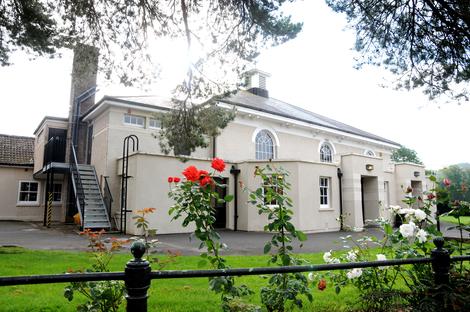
[213,178,227,229]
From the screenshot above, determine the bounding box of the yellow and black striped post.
[46,192,53,228]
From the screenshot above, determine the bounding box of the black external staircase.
[70,146,111,230]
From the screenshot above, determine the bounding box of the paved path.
[0,220,466,256]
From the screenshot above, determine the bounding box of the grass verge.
[0,247,361,312]
[440,215,470,226]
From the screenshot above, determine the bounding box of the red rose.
[317,279,327,291]
[427,193,436,200]
[211,158,226,172]
[199,170,209,177]
[183,166,200,182]
[200,175,212,186]
[174,177,181,183]
[167,177,173,183]
[443,178,451,187]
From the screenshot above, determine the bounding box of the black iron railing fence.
[1,238,469,312]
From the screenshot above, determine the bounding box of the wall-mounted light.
[414,171,420,177]
[366,164,374,171]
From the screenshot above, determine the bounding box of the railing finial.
[131,241,146,261]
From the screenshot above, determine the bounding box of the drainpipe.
[337,168,344,231]
[230,165,240,231]
[212,136,217,158]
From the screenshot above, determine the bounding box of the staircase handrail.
[70,145,85,228]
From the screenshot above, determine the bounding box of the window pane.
[29,193,37,201]
[30,183,38,192]
[255,130,274,160]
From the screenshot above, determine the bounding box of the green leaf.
[296,231,307,241]
[264,243,272,254]
[224,194,234,202]
[335,286,341,295]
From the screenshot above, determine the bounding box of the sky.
[0,1,469,170]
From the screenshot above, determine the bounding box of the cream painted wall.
[0,166,64,221]
[89,106,213,222]
[394,163,427,207]
[121,153,234,235]
[296,162,340,232]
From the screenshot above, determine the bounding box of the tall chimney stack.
[67,44,99,164]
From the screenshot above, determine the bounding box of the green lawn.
[0,247,360,312]
[440,215,470,226]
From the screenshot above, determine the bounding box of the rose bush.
[168,158,258,312]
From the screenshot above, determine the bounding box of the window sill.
[17,203,40,207]
[319,207,334,212]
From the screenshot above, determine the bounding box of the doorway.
[213,178,227,229]
[361,176,379,225]
[411,180,423,208]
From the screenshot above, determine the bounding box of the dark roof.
[220,91,400,146]
[92,91,400,146]
[0,134,34,167]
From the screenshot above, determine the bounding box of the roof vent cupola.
[244,69,271,98]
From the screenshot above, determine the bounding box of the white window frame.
[319,177,330,209]
[52,183,62,203]
[17,181,40,205]
[255,129,276,160]
[123,114,145,127]
[263,175,283,208]
[364,149,376,157]
[148,118,161,129]
[320,143,333,163]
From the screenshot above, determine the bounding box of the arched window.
[364,149,375,157]
[320,143,333,163]
[255,130,275,160]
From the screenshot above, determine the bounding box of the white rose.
[376,253,387,269]
[399,221,416,238]
[346,250,358,262]
[308,272,314,281]
[414,209,427,222]
[346,268,362,279]
[323,251,332,263]
[389,205,401,214]
[416,229,428,243]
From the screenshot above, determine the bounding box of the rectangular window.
[263,175,283,206]
[18,181,39,204]
[52,183,62,203]
[123,114,145,127]
[148,118,161,129]
[319,177,330,208]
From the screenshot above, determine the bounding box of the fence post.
[125,241,151,312]
[431,236,450,286]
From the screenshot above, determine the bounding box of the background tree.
[438,164,470,201]
[391,146,423,165]
[1,0,302,155]
[326,0,470,102]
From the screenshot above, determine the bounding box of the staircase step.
[72,164,111,231]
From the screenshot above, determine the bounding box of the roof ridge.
[0,133,35,139]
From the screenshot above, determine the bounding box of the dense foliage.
[326,0,470,101]
[248,165,311,311]
[391,146,423,165]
